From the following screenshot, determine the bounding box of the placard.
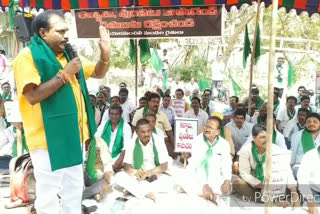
[4,101,22,123]
[174,118,198,153]
[74,5,222,39]
[262,151,292,201]
[171,99,186,117]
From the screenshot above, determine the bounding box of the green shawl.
[101,118,124,158]
[287,109,295,120]
[251,141,266,182]
[12,127,29,157]
[276,65,283,83]
[301,129,316,154]
[2,92,11,100]
[220,126,225,138]
[272,129,277,144]
[273,99,280,113]
[256,97,264,110]
[133,136,159,169]
[29,36,97,174]
[200,134,219,179]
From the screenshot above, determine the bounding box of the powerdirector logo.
[229,184,320,207]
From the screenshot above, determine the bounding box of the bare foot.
[145,193,156,201]
[177,187,186,193]
[93,193,101,202]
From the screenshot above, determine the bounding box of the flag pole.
[265,0,278,212]
[133,0,138,106]
[247,0,261,116]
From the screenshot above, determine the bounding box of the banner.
[174,118,198,153]
[171,99,186,117]
[4,101,22,123]
[74,5,222,39]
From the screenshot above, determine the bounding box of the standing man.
[210,54,224,97]
[13,11,110,214]
[162,49,169,90]
[160,94,176,129]
[274,57,286,98]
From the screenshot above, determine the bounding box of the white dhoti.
[115,171,174,199]
[30,149,84,214]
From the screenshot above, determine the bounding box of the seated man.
[225,109,254,154]
[297,145,320,214]
[183,96,209,133]
[83,137,113,201]
[95,105,132,172]
[177,116,232,204]
[283,108,308,149]
[116,119,171,199]
[291,113,320,177]
[250,103,267,125]
[233,125,299,206]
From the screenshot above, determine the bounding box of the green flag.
[229,75,241,96]
[287,60,295,89]
[139,39,151,64]
[150,49,163,73]
[243,25,251,69]
[199,77,210,92]
[129,40,136,65]
[254,24,261,64]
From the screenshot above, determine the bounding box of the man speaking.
[13,11,110,214]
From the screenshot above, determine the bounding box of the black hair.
[207,116,222,129]
[175,88,184,96]
[301,95,310,102]
[252,124,266,137]
[306,113,320,122]
[145,112,157,120]
[0,50,5,55]
[110,96,120,102]
[109,105,123,114]
[136,119,151,130]
[234,109,246,118]
[149,93,160,101]
[139,96,148,102]
[298,108,309,115]
[119,82,127,87]
[298,86,306,91]
[144,91,152,99]
[286,96,297,104]
[191,96,201,104]
[230,96,239,103]
[163,94,171,99]
[1,82,10,88]
[203,89,212,95]
[32,10,64,36]
[119,88,129,95]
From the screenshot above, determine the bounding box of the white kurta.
[276,107,297,131]
[178,133,232,196]
[297,147,320,198]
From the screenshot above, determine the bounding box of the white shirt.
[276,107,297,131]
[170,82,184,95]
[0,126,14,156]
[188,133,232,190]
[290,130,320,166]
[239,142,296,188]
[283,118,303,140]
[95,120,132,163]
[186,82,199,94]
[0,116,6,132]
[242,129,287,150]
[211,61,224,81]
[124,134,169,171]
[295,105,317,114]
[225,120,254,153]
[160,104,176,127]
[183,108,209,133]
[121,100,136,123]
[297,147,320,198]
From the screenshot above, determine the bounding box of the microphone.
[65,43,81,80]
